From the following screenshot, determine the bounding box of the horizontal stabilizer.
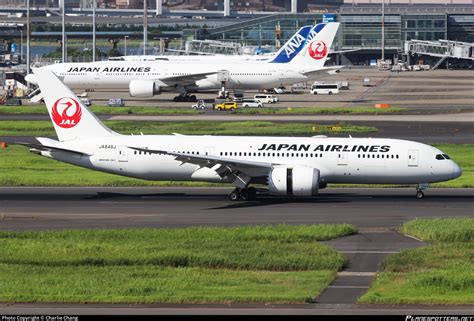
[16,142,92,156]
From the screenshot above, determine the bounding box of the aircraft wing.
[329,49,361,54]
[128,146,273,181]
[16,142,92,156]
[303,66,344,78]
[159,71,217,86]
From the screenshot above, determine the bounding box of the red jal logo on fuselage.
[308,40,328,60]
[52,97,82,128]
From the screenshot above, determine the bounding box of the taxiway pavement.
[0,187,471,231]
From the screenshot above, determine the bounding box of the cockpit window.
[435,154,445,160]
[442,154,451,160]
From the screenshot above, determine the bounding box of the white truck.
[254,94,279,104]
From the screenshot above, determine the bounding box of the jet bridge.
[404,39,474,70]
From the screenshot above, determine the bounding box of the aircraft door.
[337,153,348,166]
[118,146,129,162]
[204,146,215,156]
[408,150,418,167]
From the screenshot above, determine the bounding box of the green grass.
[0,265,333,304]
[359,218,474,305]
[232,107,407,115]
[0,225,356,303]
[0,106,202,115]
[0,120,377,137]
[0,144,471,187]
[0,106,406,115]
[401,218,474,243]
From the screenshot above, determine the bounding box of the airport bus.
[310,83,339,95]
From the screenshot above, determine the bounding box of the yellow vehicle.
[213,101,238,111]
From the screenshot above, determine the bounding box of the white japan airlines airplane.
[26,23,341,102]
[20,69,462,200]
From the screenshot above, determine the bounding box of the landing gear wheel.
[247,187,257,201]
[416,191,424,199]
[173,96,179,102]
[239,190,249,201]
[229,190,240,201]
[190,95,197,102]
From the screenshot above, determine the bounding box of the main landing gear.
[173,94,197,102]
[229,187,257,201]
[416,183,429,199]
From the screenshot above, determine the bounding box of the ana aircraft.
[110,25,314,63]
[19,69,462,200]
[25,23,341,102]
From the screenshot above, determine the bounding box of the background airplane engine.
[129,80,162,98]
[267,166,320,197]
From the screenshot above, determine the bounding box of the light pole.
[381,0,385,61]
[26,0,30,74]
[124,35,129,56]
[61,0,65,62]
[143,0,148,55]
[20,29,23,64]
[92,0,96,61]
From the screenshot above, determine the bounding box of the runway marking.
[403,234,425,242]
[327,286,370,289]
[340,251,399,254]
[0,213,164,220]
[336,272,376,277]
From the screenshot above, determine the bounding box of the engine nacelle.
[268,166,320,197]
[129,79,162,98]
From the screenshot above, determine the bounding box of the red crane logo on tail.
[52,97,82,128]
[308,40,328,60]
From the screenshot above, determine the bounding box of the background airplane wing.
[303,66,343,78]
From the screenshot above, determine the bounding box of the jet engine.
[129,80,162,98]
[268,165,320,197]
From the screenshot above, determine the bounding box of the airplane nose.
[452,162,462,179]
[25,73,37,85]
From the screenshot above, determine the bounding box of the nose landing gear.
[416,190,424,199]
[415,183,429,199]
[228,187,257,201]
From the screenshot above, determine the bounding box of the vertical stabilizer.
[270,25,312,63]
[33,68,117,141]
[286,22,340,69]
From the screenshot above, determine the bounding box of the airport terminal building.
[1,0,473,65]
[190,3,473,64]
